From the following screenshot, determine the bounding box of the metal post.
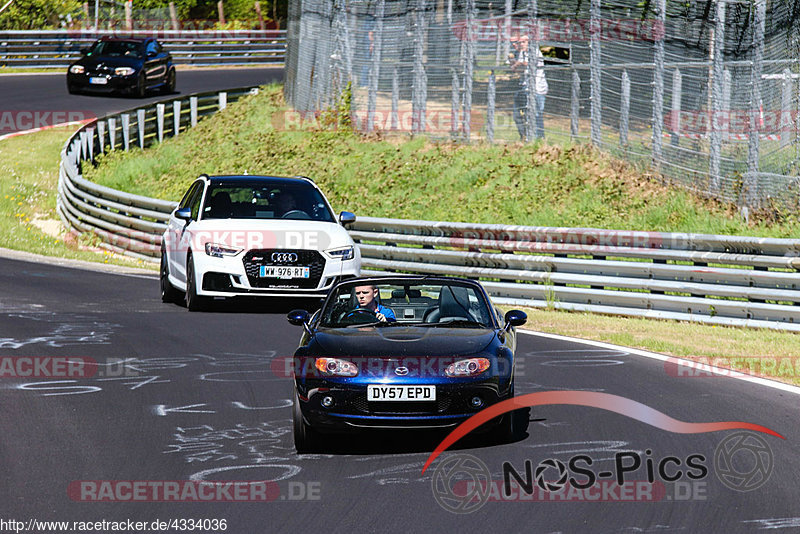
[173,101,181,136]
[463,0,475,140]
[671,69,682,146]
[97,121,105,154]
[121,113,130,151]
[709,0,725,196]
[746,0,765,207]
[367,0,385,132]
[87,127,95,162]
[137,109,145,149]
[781,69,792,149]
[571,70,580,139]
[451,70,459,137]
[108,117,116,150]
[412,0,427,134]
[503,0,512,63]
[487,70,495,143]
[652,0,665,165]
[722,68,731,140]
[525,0,538,142]
[156,103,165,143]
[190,97,198,127]
[219,92,227,110]
[620,70,630,148]
[391,65,399,130]
[80,131,88,162]
[590,0,601,146]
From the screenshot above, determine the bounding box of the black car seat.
[209,192,233,218]
[424,286,476,323]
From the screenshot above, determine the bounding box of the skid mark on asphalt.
[0,312,118,348]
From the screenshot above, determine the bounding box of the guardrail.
[1,30,285,68]
[56,90,800,331]
[57,86,257,261]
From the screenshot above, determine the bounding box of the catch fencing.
[0,30,286,68]
[56,87,800,331]
[284,0,800,210]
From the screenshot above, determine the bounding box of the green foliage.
[0,0,82,30]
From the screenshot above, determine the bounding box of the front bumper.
[67,72,138,93]
[296,382,508,431]
[192,248,361,298]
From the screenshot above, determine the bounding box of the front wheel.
[293,393,319,453]
[133,73,146,98]
[162,68,176,94]
[160,250,181,303]
[185,255,208,312]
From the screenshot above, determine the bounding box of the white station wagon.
[160,174,361,310]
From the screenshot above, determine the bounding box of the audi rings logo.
[394,366,409,376]
[714,432,774,492]
[271,252,298,263]
[431,454,491,514]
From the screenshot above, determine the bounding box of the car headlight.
[315,358,358,377]
[69,65,85,74]
[445,358,490,377]
[204,243,241,258]
[325,246,355,261]
[114,67,136,76]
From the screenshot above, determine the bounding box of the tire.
[134,73,146,98]
[160,250,181,303]
[293,392,319,453]
[496,386,528,444]
[185,255,207,312]
[161,68,176,94]
[67,83,79,95]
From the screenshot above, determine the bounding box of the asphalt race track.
[0,255,798,532]
[1,67,283,134]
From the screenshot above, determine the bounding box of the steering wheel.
[339,308,378,325]
[282,209,310,219]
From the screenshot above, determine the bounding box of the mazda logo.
[271,252,298,263]
[394,366,409,376]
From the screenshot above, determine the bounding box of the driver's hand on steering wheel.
[375,312,388,323]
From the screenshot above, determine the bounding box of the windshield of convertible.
[319,281,494,328]
[202,181,335,222]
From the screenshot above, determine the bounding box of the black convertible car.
[67,37,176,97]
[287,276,528,452]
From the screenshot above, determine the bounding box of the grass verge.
[0,127,156,270]
[514,307,800,387]
[85,84,800,237]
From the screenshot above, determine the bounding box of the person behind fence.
[509,34,548,140]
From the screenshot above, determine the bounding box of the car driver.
[354,285,396,323]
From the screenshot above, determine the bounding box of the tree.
[0,0,82,29]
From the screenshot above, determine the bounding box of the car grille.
[242,249,325,289]
[351,395,452,415]
[89,64,114,76]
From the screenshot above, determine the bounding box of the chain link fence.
[285,0,800,211]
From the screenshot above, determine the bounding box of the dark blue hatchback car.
[287,276,527,452]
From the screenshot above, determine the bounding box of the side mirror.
[147,50,157,58]
[339,211,356,226]
[174,207,192,221]
[503,310,527,331]
[288,309,312,335]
